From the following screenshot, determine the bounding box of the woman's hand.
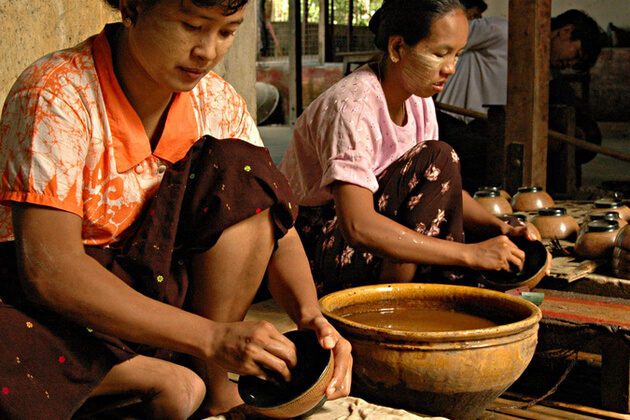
[466,235,526,272]
[504,224,552,275]
[209,320,298,381]
[505,223,541,242]
[300,315,353,400]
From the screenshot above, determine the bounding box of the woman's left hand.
[506,224,540,242]
[300,315,353,400]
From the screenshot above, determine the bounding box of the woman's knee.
[95,356,205,420]
[145,362,206,420]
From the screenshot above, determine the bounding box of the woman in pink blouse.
[280,0,545,296]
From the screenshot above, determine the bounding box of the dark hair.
[103,0,248,16]
[551,9,605,70]
[369,0,464,51]
[460,0,486,13]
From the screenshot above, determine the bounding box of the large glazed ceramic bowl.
[319,284,541,420]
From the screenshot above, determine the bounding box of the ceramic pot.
[615,224,630,250]
[587,198,630,222]
[574,219,621,260]
[612,245,630,279]
[532,207,579,240]
[320,284,541,420]
[474,189,513,215]
[479,186,512,201]
[510,186,555,212]
[580,211,627,236]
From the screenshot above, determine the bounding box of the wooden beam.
[505,0,551,193]
[289,0,303,124]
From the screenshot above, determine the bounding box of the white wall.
[485,0,630,29]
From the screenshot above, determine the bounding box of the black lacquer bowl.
[238,329,333,419]
[480,236,549,291]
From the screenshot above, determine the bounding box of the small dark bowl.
[238,329,333,419]
[480,237,549,291]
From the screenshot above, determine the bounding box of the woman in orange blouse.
[0,0,351,418]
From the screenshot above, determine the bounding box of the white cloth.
[435,17,509,122]
[204,397,448,420]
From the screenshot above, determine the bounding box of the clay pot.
[615,224,630,250]
[479,186,512,201]
[580,211,627,236]
[510,186,555,212]
[532,207,579,241]
[574,219,621,260]
[238,329,333,418]
[474,189,513,215]
[587,198,630,222]
[613,226,630,279]
[479,236,550,291]
[319,283,541,420]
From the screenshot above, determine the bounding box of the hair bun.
[368,8,382,35]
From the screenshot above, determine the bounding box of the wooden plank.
[602,337,630,413]
[491,397,604,420]
[505,0,551,191]
[504,391,630,419]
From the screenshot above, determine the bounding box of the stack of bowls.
[587,198,630,222]
[531,207,579,241]
[511,186,555,212]
[579,211,627,236]
[613,225,630,279]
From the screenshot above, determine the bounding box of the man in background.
[435,9,605,194]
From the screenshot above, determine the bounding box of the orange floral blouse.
[0,24,262,246]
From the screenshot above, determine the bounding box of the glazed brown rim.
[319,283,542,344]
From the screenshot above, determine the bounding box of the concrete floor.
[260,121,630,199]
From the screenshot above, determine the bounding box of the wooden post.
[602,336,630,413]
[505,0,551,190]
[318,0,334,64]
[289,0,303,125]
[487,105,507,190]
[347,0,353,52]
[548,105,577,197]
[302,0,308,53]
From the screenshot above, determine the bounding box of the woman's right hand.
[209,320,298,381]
[466,235,526,272]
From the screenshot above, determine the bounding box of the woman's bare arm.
[266,227,353,398]
[12,203,299,379]
[332,182,524,271]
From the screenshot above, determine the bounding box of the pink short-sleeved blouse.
[279,65,438,206]
[0,24,261,246]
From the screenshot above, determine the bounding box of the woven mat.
[538,289,630,329]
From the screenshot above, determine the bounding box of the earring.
[123,17,133,27]
[390,55,399,63]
